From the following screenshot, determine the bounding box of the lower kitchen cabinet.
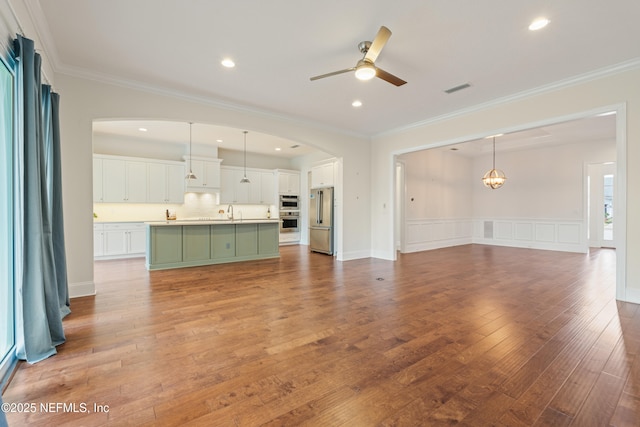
[95,222,146,259]
[146,221,280,270]
[236,223,258,257]
[258,223,279,254]
[149,226,183,265]
[211,224,236,259]
[182,225,211,262]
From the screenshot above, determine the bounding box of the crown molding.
[376,58,640,139]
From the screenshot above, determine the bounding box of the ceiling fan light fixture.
[355,61,376,81]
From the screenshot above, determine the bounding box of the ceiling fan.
[310,26,407,87]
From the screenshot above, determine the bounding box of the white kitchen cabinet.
[260,171,277,204]
[97,222,146,258]
[220,167,275,204]
[186,158,222,191]
[311,162,335,188]
[148,162,184,203]
[278,171,300,195]
[99,157,147,202]
[93,223,104,256]
[93,158,104,202]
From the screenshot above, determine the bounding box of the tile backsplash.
[93,192,276,222]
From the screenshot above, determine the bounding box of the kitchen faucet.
[227,204,234,220]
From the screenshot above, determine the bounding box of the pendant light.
[482,136,507,189]
[240,130,250,184]
[185,122,197,180]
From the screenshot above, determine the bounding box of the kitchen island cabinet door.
[235,223,258,257]
[211,224,236,259]
[258,223,279,255]
[149,226,183,265]
[183,225,211,262]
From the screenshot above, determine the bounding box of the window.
[0,53,15,384]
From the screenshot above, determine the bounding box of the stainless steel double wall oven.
[279,195,299,233]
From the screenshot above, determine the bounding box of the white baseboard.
[623,287,640,304]
[339,249,372,261]
[69,281,96,298]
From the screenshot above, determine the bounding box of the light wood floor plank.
[2,244,637,426]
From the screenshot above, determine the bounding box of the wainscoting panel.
[473,218,587,253]
[404,218,586,254]
[405,219,473,253]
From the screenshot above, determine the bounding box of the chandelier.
[482,135,507,189]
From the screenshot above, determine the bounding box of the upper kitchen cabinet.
[260,171,277,205]
[94,154,185,204]
[277,170,300,195]
[185,157,222,192]
[93,158,103,202]
[311,161,335,188]
[220,166,276,205]
[99,157,147,202]
[148,161,185,203]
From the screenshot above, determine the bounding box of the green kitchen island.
[145,219,280,270]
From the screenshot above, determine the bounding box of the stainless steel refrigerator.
[309,187,334,255]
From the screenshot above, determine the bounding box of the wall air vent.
[484,221,494,239]
[444,83,471,94]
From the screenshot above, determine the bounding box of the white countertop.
[146,219,280,226]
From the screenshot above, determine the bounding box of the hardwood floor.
[3,244,639,426]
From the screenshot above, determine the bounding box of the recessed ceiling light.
[221,58,235,68]
[352,100,363,107]
[275,147,281,151]
[138,127,147,132]
[529,17,550,31]
[485,133,504,139]
[216,139,223,143]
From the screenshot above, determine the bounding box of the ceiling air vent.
[290,144,300,149]
[444,83,471,94]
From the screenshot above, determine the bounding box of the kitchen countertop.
[146,218,280,226]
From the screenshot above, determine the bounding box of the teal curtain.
[13,35,70,364]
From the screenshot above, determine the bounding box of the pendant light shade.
[482,136,507,189]
[185,122,197,180]
[240,130,250,184]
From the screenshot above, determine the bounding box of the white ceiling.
[26,0,637,152]
[92,120,317,158]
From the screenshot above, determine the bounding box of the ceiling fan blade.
[310,67,356,81]
[375,67,407,86]
[364,26,392,63]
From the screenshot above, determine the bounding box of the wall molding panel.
[403,217,587,254]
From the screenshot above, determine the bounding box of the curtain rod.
[3,0,54,89]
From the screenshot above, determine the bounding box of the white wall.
[56,74,371,296]
[400,149,473,220]
[372,66,640,303]
[218,148,294,170]
[93,133,189,161]
[397,139,617,254]
[472,138,615,219]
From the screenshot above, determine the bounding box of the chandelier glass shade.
[482,136,506,189]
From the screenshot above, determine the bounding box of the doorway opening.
[588,162,616,249]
